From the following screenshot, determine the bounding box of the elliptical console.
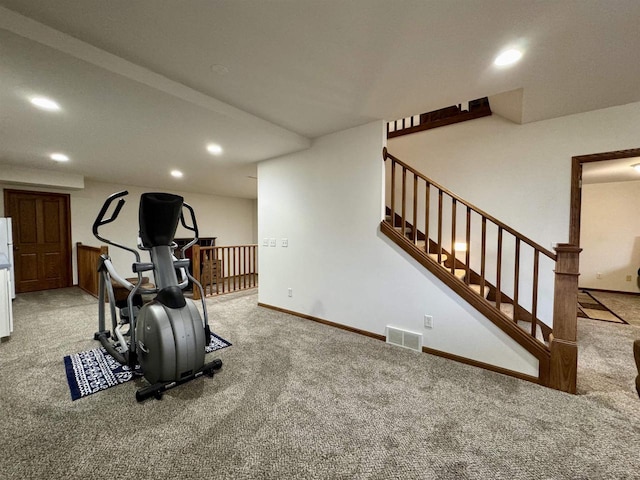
[92,191,222,401]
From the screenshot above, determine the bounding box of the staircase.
[381,148,580,393]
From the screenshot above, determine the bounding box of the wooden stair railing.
[381,148,579,393]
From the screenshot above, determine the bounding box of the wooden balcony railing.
[382,148,579,393]
[77,242,108,297]
[387,97,492,139]
[192,244,258,299]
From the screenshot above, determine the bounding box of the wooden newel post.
[192,244,201,301]
[549,243,582,393]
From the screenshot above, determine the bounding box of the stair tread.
[427,252,448,263]
[434,262,466,279]
[490,302,514,319]
[450,268,466,280]
[488,301,548,345]
[470,284,490,299]
[516,319,548,344]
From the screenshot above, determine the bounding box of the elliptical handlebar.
[92,190,141,262]
[92,190,128,235]
[179,202,200,254]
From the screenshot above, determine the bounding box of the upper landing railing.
[387,97,492,139]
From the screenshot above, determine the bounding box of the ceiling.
[583,157,640,185]
[1,1,639,198]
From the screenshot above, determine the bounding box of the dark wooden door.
[4,190,72,293]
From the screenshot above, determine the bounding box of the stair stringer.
[380,220,551,386]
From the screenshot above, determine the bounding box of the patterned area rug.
[64,332,231,400]
[578,290,628,324]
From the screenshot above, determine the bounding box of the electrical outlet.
[269,238,276,247]
[282,238,288,247]
[262,238,269,246]
[424,314,433,329]
[288,288,292,297]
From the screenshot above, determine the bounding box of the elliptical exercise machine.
[93,190,222,401]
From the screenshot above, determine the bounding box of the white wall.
[580,180,640,292]
[258,121,539,377]
[251,199,258,244]
[1,178,257,284]
[71,180,257,281]
[0,164,84,190]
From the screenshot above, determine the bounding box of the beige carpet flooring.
[1,287,639,479]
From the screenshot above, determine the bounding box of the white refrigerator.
[0,253,12,338]
[0,218,15,299]
[0,218,14,338]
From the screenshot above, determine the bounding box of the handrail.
[384,148,556,261]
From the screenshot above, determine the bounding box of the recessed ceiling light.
[206,143,223,155]
[494,48,523,67]
[631,164,640,172]
[50,153,69,162]
[30,96,61,111]
[171,169,183,178]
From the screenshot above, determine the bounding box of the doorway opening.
[570,148,640,246]
[570,148,640,402]
[570,148,640,320]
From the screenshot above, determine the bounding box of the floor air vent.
[386,326,423,352]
